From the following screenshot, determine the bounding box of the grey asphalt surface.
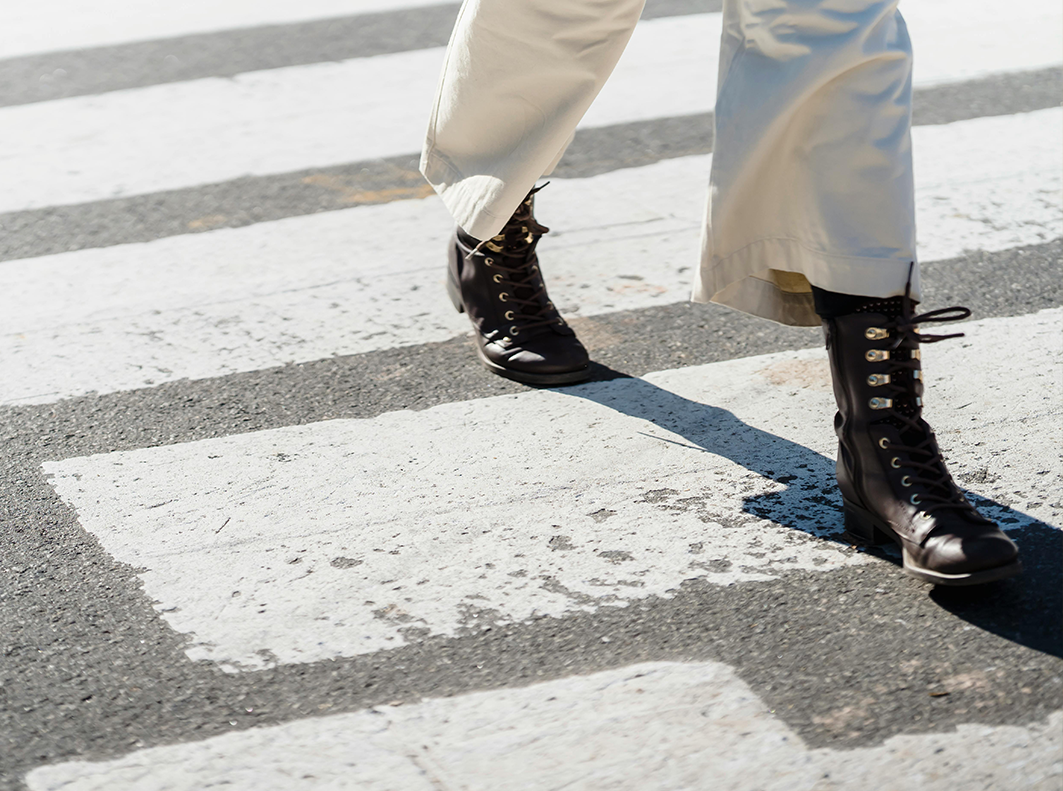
[1,2,1061,789]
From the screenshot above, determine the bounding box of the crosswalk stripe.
[2,1,1059,215]
[0,4,462,110]
[25,660,1063,791]
[3,108,1059,406]
[1,1,717,109]
[5,238,1052,459]
[0,13,717,215]
[41,309,1061,672]
[2,0,449,61]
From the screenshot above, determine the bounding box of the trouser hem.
[693,237,920,327]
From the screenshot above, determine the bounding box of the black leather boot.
[823,284,1021,585]
[446,187,590,385]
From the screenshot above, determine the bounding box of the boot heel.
[842,500,893,546]
[446,239,465,314]
[446,270,464,313]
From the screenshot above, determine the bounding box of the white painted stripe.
[2,0,1060,214]
[911,109,1063,262]
[904,0,1063,87]
[2,108,1059,405]
[42,310,1062,671]
[0,45,446,215]
[24,662,1063,791]
[0,15,712,215]
[1,0,446,60]
[583,0,1063,129]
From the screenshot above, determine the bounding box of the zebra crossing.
[4,109,1060,405]
[40,310,1061,673]
[2,0,1061,788]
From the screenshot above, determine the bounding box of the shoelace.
[478,185,565,336]
[875,267,972,514]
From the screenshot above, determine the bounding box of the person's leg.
[421,0,644,240]
[422,0,645,384]
[695,0,917,323]
[695,0,1018,583]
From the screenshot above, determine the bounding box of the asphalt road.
[1,1,1061,788]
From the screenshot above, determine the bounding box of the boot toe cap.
[920,527,1019,576]
[487,333,589,375]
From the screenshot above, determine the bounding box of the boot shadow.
[562,365,1062,658]
[571,366,848,543]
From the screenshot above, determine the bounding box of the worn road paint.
[2,108,1059,405]
[42,311,1061,671]
[25,661,1063,790]
[3,1,1060,213]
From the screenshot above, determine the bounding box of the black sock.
[811,287,908,319]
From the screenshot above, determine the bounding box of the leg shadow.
[561,366,1062,658]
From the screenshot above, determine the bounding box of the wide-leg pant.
[420,0,920,326]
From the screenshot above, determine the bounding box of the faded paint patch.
[757,358,832,391]
[566,316,625,351]
[302,173,434,205]
[186,214,229,230]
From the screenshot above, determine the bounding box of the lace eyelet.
[878,438,890,449]
[498,293,508,302]
[556,317,564,326]
[492,273,503,283]
[900,475,912,487]
[890,457,901,469]
[485,257,495,265]
[910,494,921,505]
[504,310,515,320]
[510,326,520,336]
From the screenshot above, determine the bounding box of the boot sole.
[447,264,592,387]
[842,499,1022,586]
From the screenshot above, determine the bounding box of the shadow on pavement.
[564,364,1063,658]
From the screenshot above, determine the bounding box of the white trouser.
[421,0,920,326]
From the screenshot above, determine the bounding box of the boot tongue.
[859,297,926,441]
